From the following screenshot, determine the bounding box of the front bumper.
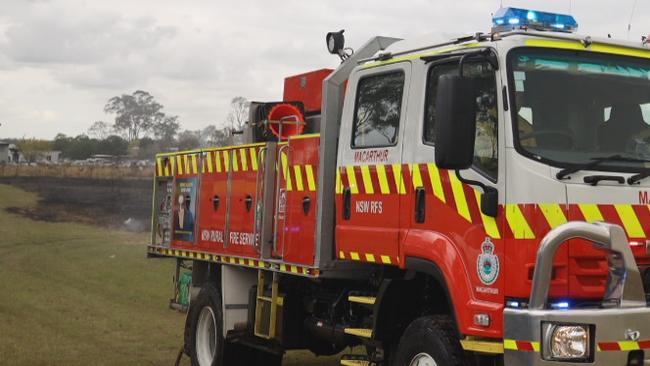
[504,306,650,365]
[503,221,650,365]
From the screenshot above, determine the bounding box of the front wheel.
[393,316,471,366]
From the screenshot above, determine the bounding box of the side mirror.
[434,74,477,170]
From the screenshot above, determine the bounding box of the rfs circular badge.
[477,237,499,286]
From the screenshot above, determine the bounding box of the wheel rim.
[408,352,438,366]
[196,306,218,366]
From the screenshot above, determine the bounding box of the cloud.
[0,0,648,139]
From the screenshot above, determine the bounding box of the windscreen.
[509,48,650,172]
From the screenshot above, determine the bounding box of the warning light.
[492,7,578,33]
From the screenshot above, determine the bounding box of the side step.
[348,295,376,305]
[344,328,373,339]
[340,355,371,366]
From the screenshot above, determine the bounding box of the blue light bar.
[492,7,578,33]
[550,301,571,310]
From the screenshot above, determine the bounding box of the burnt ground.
[0,177,152,231]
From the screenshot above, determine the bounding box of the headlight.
[542,323,592,362]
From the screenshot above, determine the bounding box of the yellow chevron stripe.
[336,168,342,194]
[615,204,645,238]
[293,165,304,191]
[392,164,406,195]
[449,171,471,222]
[376,164,391,194]
[191,154,198,174]
[360,165,374,194]
[346,165,359,194]
[426,163,446,203]
[169,157,175,175]
[339,251,345,259]
[250,148,258,171]
[503,339,518,350]
[579,204,603,222]
[619,341,641,351]
[176,155,184,175]
[305,165,316,191]
[281,152,292,191]
[380,255,391,264]
[506,204,535,239]
[156,158,163,176]
[531,342,540,352]
[214,152,221,172]
[474,190,501,239]
[206,151,213,173]
[239,149,248,171]
[232,150,239,172]
[365,253,376,262]
[223,151,230,172]
[409,163,423,189]
[539,203,567,229]
[350,252,360,261]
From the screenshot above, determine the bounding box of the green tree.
[87,121,112,140]
[16,138,52,163]
[152,115,180,147]
[99,135,129,156]
[177,130,201,151]
[104,90,164,142]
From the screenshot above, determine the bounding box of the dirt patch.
[0,176,152,231]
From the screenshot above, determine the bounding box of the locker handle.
[415,187,426,223]
[245,195,253,212]
[302,196,311,215]
[212,195,220,211]
[343,188,351,220]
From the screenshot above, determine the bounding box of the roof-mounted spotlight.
[326,30,353,62]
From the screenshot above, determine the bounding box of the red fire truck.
[149,8,650,366]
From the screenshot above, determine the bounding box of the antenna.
[569,0,572,14]
[628,0,638,40]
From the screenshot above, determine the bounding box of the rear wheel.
[189,284,225,366]
[393,316,471,366]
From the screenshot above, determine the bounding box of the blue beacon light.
[492,7,578,33]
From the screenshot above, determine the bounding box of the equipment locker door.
[401,58,506,305]
[335,62,411,265]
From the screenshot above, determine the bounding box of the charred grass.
[0,183,340,365]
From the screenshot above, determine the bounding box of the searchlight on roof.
[492,7,578,33]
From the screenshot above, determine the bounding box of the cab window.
[352,71,405,148]
[424,61,498,179]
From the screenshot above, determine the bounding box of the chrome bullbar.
[504,222,650,365]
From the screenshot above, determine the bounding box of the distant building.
[41,151,62,163]
[0,142,8,163]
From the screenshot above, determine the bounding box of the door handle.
[343,188,351,220]
[415,187,425,223]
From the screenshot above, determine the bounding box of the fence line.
[0,164,152,180]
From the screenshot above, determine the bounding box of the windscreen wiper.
[556,155,650,180]
[628,171,650,185]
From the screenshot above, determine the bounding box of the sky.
[0,0,647,139]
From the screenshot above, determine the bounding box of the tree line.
[11,92,249,162]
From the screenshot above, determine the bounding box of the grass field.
[0,184,341,365]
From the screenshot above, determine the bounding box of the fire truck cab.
[149,8,650,366]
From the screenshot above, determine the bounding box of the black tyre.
[393,316,471,366]
[188,283,225,366]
